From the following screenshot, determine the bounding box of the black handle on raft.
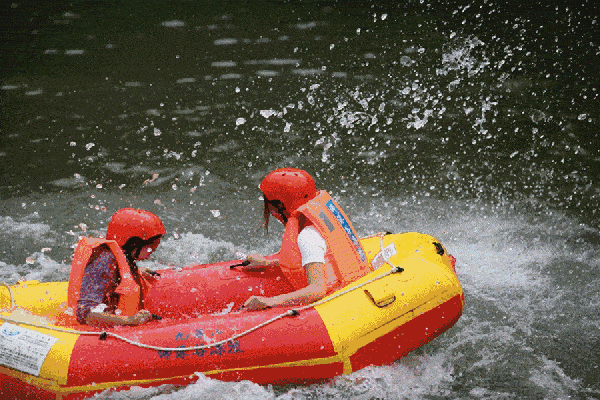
[433,242,445,256]
[151,314,162,320]
[144,270,161,277]
[230,260,250,269]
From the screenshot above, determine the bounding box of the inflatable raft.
[0,232,464,400]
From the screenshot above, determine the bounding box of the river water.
[1,0,599,399]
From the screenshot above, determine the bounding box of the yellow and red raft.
[0,232,464,399]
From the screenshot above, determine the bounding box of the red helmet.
[260,168,317,214]
[106,208,166,247]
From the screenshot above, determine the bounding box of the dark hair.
[121,235,162,268]
[121,237,145,269]
[263,198,287,234]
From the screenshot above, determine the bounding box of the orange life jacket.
[67,237,152,319]
[278,191,372,292]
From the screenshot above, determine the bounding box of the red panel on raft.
[66,308,335,387]
[143,261,294,318]
[349,294,464,371]
[0,374,57,400]
[59,375,200,400]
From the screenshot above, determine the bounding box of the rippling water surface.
[1,1,599,398]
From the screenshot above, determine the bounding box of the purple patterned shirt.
[76,246,119,324]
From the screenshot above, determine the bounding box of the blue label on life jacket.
[325,200,367,261]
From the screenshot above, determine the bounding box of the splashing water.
[1,0,599,398]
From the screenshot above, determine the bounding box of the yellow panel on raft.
[1,281,68,317]
[314,232,463,372]
[1,280,77,385]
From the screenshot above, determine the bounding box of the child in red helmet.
[243,168,372,310]
[69,208,165,326]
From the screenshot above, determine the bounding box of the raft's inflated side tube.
[315,232,463,373]
[0,281,79,400]
[0,232,463,399]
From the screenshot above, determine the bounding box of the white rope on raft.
[0,233,403,352]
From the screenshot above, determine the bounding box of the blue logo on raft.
[325,200,367,261]
[158,328,243,359]
[1,328,20,337]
